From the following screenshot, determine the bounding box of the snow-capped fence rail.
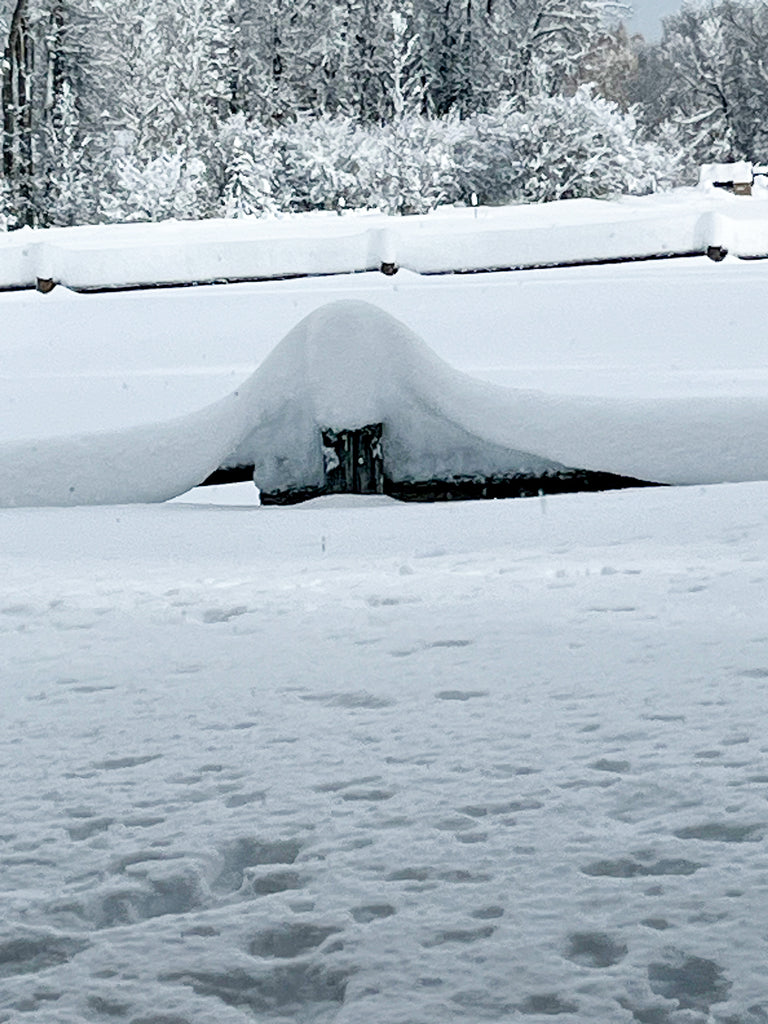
[5,301,768,509]
[3,188,768,293]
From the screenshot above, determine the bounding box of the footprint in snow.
[351,903,396,924]
[248,923,340,958]
[581,856,701,878]
[647,952,731,1011]
[91,754,162,771]
[0,931,90,979]
[590,758,632,774]
[422,925,495,947]
[435,690,488,701]
[202,605,250,623]
[212,836,304,894]
[564,931,628,968]
[673,822,764,842]
[299,691,395,709]
[518,993,579,1015]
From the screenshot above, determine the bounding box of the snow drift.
[2,299,768,508]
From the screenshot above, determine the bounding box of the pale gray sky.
[625,0,685,40]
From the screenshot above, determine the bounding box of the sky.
[625,0,684,39]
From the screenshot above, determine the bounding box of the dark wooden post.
[322,424,384,495]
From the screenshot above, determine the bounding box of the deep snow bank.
[2,299,768,508]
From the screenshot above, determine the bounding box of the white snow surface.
[3,483,768,1023]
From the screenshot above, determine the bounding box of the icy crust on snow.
[3,187,768,290]
[3,299,768,507]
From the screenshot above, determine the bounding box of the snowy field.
[3,484,768,1023]
[3,197,768,1020]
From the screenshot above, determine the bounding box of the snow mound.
[225,300,565,497]
[3,299,768,508]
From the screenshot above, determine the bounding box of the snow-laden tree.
[0,0,683,227]
[102,149,210,222]
[461,86,682,204]
[218,112,279,216]
[2,0,72,224]
[274,113,364,211]
[571,23,642,110]
[494,0,618,100]
[408,0,618,115]
[0,170,11,228]
[74,0,236,155]
[633,0,768,166]
[648,4,739,163]
[374,114,470,212]
[36,77,97,224]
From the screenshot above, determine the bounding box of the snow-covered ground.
[3,483,768,1023]
[3,197,768,1021]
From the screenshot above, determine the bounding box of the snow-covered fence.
[5,300,768,509]
[3,187,768,293]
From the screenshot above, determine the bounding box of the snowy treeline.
[629,1,768,166]
[0,0,758,228]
